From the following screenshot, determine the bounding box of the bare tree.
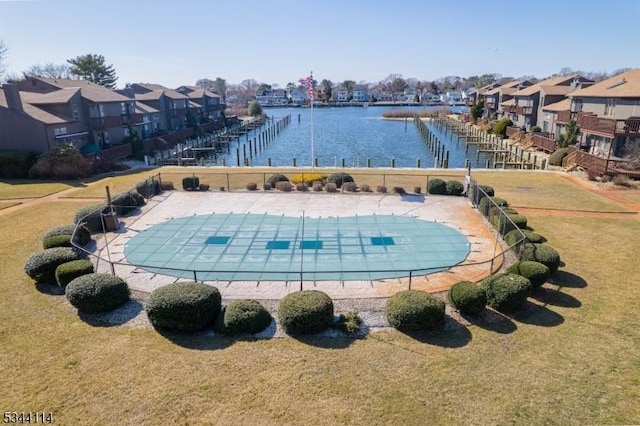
[195,78,215,90]
[0,39,8,81]
[23,62,72,79]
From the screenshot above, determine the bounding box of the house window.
[72,104,80,120]
[53,127,67,136]
[123,127,130,137]
[604,98,616,117]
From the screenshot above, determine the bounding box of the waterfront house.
[0,83,89,154]
[567,69,640,160]
[481,80,532,119]
[127,83,190,132]
[505,75,593,130]
[175,85,225,123]
[333,86,349,102]
[371,89,393,102]
[288,88,308,104]
[256,88,287,106]
[352,85,369,102]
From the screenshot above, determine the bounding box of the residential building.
[175,85,225,123]
[333,86,349,102]
[127,83,190,131]
[481,80,532,118]
[352,85,369,102]
[567,69,640,158]
[288,88,308,104]
[505,75,593,130]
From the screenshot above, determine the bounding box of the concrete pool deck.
[92,190,505,299]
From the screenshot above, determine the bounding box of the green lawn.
[0,180,75,200]
[1,171,639,424]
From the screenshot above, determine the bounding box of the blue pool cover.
[124,214,470,281]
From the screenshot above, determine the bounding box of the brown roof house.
[505,75,593,130]
[568,69,640,160]
[12,77,142,160]
[480,80,532,118]
[175,85,226,130]
[125,83,190,132]
[0,83,89,154]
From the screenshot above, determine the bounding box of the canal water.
[203,105,480,168]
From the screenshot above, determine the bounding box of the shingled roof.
[569,69,640,98]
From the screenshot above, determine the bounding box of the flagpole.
[310,70,315,170]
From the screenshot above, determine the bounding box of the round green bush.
[111,192,136,216]
[386,290,445,331]
[24,247,80,284]
[448,281,487,315]
[129,191,146,207]
[65,273,130,313]
[146,282,221,332]
[43,234,73,249]
[219,299,272,335]
[427,178,447,195]
[73,203,108,233]
[479,196,508,217]
[278,290,334,335]
[507,261,550,288]
[267,174,290,186]
[504,229,545,246]
[326,172,354,188]
[492,212,528,235]
[469,184,495,203]
[482,273,532,312]
[182,176,200,191]
[446,180,464,196]
[519,243,561,274]
[549,148,570,166]
[55,259,95,287]
[43,224,91,246]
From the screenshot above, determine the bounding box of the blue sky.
[1,0,638,88]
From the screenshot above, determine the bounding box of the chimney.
[2,84,24,113]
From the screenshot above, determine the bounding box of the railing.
[170,108,187,117]
[100,143,133,162]
[516,106,533,115]
[505,126,521,138]
[573,150,608,175]
[556,110,572,123]
[121,113,144,125]
[576,112,616,136]
[91,116,122,130]
[531,133,557,152]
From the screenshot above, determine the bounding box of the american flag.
[298,74,314,101]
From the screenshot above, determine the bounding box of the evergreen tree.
[67,54,118,88]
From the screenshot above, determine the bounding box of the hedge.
[218,299,272,335]
[55,259,95,287]
[65,273,130,313]
[291,173,327,185]
[43,234,73,249]
[507,261,550,288]
[519,243,561,274]
[479,196,508,217]
[145,282,221,332]
[549,148,570,166]
[386,290,445,331]
[73,203,108,233]
[267,174,289,186]
[0,150,37,178]
[482,273,531,312]
[427,178,447,195]
[504,229,545,246]
[491,212,528,235]
[135,179,161,198]
[24,247,80,284]
[278,290,334,335]
[43,224,91,246]
[469,184,495,204]
[326,172,354,188]
[448,281,487,315]
[446,180,465,196]
[111,192,139,216]
[182,176,200,191]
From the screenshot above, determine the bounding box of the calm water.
[203,105,481,168]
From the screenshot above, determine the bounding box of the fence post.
[408,270,412,290]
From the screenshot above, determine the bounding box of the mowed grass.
[1,171,639,424]
[0,180,75,199]
[0,201,20,210]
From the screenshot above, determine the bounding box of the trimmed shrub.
[160,181,175,191]
[55,259,94,287]
[519,243,561,274]
[136,179,160,198]
[386,290,445,331]
[326,182,338,193]
[392,186,406,194]
[326,172,354,188]
[479,196,508,217]
[482,273,531,312]
[73,203,108,233]
[494,118,513,138]
[263,183,272,191]
[291,173,327,185]
[24,247,80,284]
[267,174,289,186]
[278,290,334,335]
[146,282,221,332]
[28,144,93,180]
[530,126,542,133]
[218,299,272,335]
[504,229,545,246]
[182,176,200,190]
[44,224,92,246]
[65,273,129,313]
[507,261,550,288]
[469,184,495,204]
[0,150,37,178]
[342,182,358,192]
[446,180,464,196]
[361,184,372,192]
[413,186,422,194]
[276,181,292,192]
[334,312,363,334]
[295,182,308,192]
[376,185,387,193]
[111,192,137,216]
[448,281,487,315]
[548,148,570,166]
[491,212,528,235]
[199,184,210,191]
[246,182,258,191]
[129,191,146,208]
[43,234,73,249]
[427,178,447,195]
[312,181,323,192]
